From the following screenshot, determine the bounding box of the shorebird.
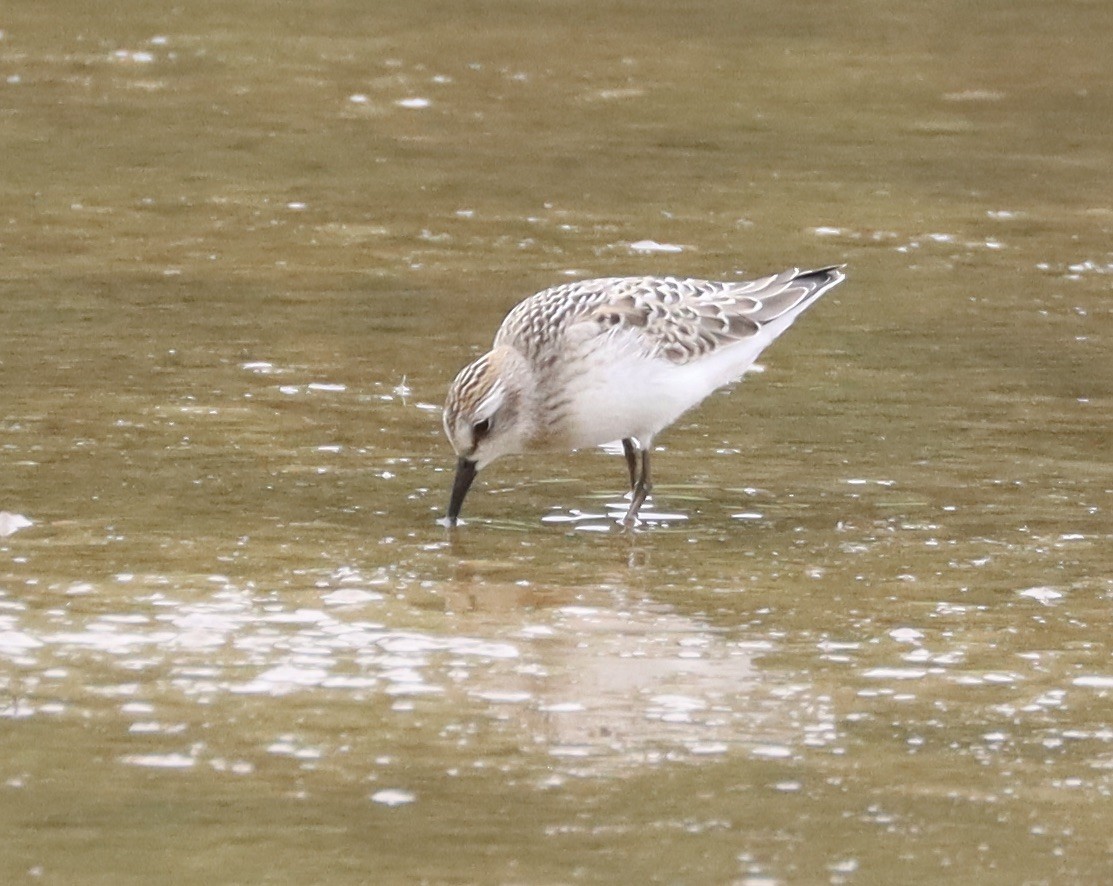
[442,265,845,526]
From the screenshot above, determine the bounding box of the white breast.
[557,327,772,449]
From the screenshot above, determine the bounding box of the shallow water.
[2,1,1112,882]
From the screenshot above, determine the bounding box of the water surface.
[2,1,1111,882]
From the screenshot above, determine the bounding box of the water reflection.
[1,557,834,777]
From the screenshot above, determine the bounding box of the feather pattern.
[494,267,839,365]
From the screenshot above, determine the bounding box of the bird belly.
[553,332,771,449]
[554,353,706,449]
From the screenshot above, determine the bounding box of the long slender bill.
[446,457,478,526]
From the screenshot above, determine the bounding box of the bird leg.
[622,446,652,527]
[621,438,638,492]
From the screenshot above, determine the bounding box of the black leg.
[621,438,638,492]
[622,447,652,527]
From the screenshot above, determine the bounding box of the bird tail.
[745,265,846,326]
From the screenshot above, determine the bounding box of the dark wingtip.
[797,264,846,283]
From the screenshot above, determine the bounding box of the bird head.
[442,347,533,524]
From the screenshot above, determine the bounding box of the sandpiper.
[443,265,845,526]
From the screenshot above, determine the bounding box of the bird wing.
[494,267,843,364]
[586,267,841,364]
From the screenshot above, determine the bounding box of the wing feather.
[494,267,844,365]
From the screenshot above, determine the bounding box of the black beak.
[446,457,478,526]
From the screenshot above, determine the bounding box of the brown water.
[2,1,1112,883]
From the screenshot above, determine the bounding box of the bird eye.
[473,417,492,440]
